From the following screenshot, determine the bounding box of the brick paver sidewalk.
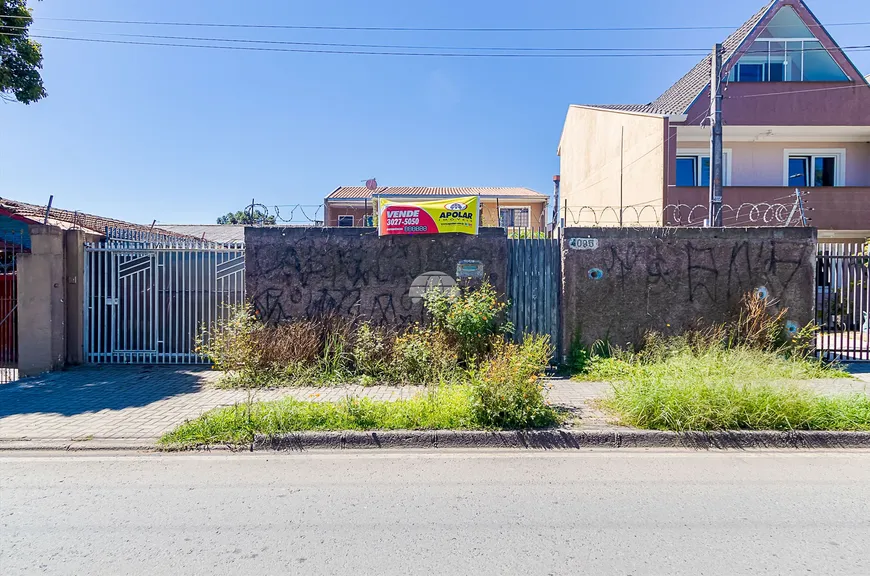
[1,365,867,445]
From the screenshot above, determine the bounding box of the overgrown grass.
[584,348,863,431]
[600,376,870,432]
[572,292,864,432]
[580,346,848,384]
[159,384,563,447]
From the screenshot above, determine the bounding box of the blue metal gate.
[507,237,561,354]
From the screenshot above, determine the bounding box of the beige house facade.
[324,186,550,231]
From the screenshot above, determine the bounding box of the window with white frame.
[785,149,845,187]
[337,215,355,227]
[728,6,849,83]
[499,207,530,228]
[676,150,731,187]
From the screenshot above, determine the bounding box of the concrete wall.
[561,227,817,354]
[17,225,66,377]
[64,229,101,365]
[559,106,667,225]
[246,227,509,325]
[15,226,101,376]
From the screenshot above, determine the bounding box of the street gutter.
[4,429,870,452]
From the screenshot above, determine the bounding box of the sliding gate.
[816,242,870,362]
[84,239,245,364]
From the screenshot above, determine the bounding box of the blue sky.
[2,0,868,224]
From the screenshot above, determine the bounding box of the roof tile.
[649,1,775,115]
[0,197,193,239]
[326,186,548,200]
[579,1,776,116]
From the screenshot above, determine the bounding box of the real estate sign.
[377,196,479,236]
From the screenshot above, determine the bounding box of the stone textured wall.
[561,227,817,354]
[246,227,508,325]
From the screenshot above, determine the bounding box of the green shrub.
[469,334,559,429]
[390,326,460,385]
[423,280,512,363]
[351,323,394,380]
[196,303,262,373]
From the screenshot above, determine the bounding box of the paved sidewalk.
[0,365,867,446]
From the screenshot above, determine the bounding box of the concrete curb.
[0,438,159,452]
[4,430,870,452]
[251,429,870,451]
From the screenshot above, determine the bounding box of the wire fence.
[240,199,813,232]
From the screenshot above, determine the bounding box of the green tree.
[1,1,46,104]
[216,210,276,225]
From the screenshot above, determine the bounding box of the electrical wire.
[2,14,869,33]
[0,33,747,58]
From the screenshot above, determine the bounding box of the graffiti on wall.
[593,239,812,304]
[247,234,501,325]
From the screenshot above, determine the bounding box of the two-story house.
[558,0,870,242]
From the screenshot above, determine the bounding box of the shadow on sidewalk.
[0,365,211,417]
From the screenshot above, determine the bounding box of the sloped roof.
[160,224,246,244]
[582,1,776,116]
[326,186,548,200]
[650,1,775,115]
[578,104,672,114]
[0,197,192,239]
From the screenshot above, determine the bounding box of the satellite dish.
[365,178,378,191]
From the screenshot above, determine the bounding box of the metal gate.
[84,239,245,364]
[816,242,870,362]
[0,226,26,383]
[507,237,561,353]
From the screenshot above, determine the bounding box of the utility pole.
[552,175,560,235]
[619,126,624,228]
[709,43,724,227]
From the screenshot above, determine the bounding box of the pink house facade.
[558,0,870,241]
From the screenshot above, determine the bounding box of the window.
[337,215,354,227]
[728,6,849,83]
[499,207,530,228]
[784,150,844,187]
[676,151,730,187]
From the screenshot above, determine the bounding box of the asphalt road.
[2,451,870,576]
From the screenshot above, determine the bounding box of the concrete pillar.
[17,225,66,377]
[64,229,88,365]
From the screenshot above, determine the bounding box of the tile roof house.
[0,197,193,251]
[324,186,550,230]
[558,0,870,241]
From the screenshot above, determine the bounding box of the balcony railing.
[666,187,870,230]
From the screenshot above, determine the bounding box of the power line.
[3,31,868,59]
[16,27,870,56]
[0,33,741,58]
[2,14,870,32]
[21,28,716,53]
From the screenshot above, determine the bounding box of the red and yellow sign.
[378,196,479,236]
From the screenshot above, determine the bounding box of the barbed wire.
[562,201,805,227]
[271,204,324,224]
[237,200,809,229]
